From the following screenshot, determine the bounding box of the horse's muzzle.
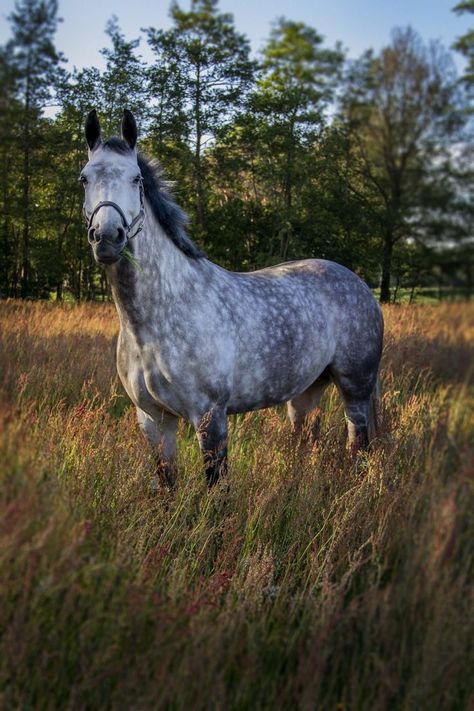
[89,226,127,264]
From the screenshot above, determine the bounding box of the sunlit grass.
[0,300,473,709]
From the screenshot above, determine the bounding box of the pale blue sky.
[0,0,471,72]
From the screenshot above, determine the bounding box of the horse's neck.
[108,213,205,335]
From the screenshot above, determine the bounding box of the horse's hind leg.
[136,407,178,487]
[332,372,376,455]
[287,370,331,444]
[342,395,371,454]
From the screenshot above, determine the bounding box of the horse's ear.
[85,109,101,151]
[121,109,137,150]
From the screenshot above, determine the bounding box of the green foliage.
[7,0,64,106]
[100,16,148,136]
[339,27,468,301]
[453,0,474,88]
[0,1,472,301]
[248,20,344,260]
[145,0,255,237]
[3,0,64,298]
[256,19,343,125]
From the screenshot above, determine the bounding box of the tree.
[54,67,103,300]
[100,17,148,136]
[49,19,147,301]
[145,0,255,238]
[340,27,466,302]
[6,0,64,297]
[248,19,343,259]
[0,46,21,296]
[453,1,474,91]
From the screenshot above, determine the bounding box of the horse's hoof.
[208,479,230,508]
[150,473,176,493]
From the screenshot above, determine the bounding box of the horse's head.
[81,109,144,265]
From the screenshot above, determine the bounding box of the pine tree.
[0,46,21,296]
[54,66,103,300]
[453,1,474,90]
[100,17,147,136]
[145,0,255,238]
[6,0,64,297]
[248,19,343,259]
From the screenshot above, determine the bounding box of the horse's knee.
[137,407,158,444]
[195,407,228,487]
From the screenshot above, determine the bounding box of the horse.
[80,108,383,488]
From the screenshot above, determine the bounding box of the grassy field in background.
[372,286,473,304]
[0,301,473,710]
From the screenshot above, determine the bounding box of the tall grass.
[0,301,473,710]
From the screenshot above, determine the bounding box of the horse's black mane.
[102,137,205,259]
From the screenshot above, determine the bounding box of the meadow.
[0,300,473,710]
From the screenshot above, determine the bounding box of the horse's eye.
[79,175,87,185]
[133,175,141,184]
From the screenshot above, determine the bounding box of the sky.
[0,0,471,73]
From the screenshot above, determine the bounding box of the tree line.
[1,0,473,302]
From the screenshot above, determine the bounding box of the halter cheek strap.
[84,178,145,241]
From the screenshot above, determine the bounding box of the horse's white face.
[81,109,142,265]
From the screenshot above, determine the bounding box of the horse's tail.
[368,374,381,444]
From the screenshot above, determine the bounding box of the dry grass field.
[0,300,473,710]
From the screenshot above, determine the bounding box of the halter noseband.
[85,177,145,242]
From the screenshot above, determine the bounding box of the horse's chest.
[116,334,182,418]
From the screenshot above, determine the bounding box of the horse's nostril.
[89,226,125,246]
[88,228,101,244]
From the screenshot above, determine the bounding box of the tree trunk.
[21,55,32,299]
[1,145,11,297]
[77,254,82,302]
[392,279,399,304]
[465,263,472,299]
[280,121,295,260]
[380,232,393,303]
[194,63,206,235]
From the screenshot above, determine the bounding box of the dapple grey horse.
[81,109,383,487]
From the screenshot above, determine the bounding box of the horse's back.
[229,258,382,350]
[243,258,375,297]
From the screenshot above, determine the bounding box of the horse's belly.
[227,345,332,414]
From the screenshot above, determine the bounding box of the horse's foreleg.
[195,407,228,487]
[136,407,178,487]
